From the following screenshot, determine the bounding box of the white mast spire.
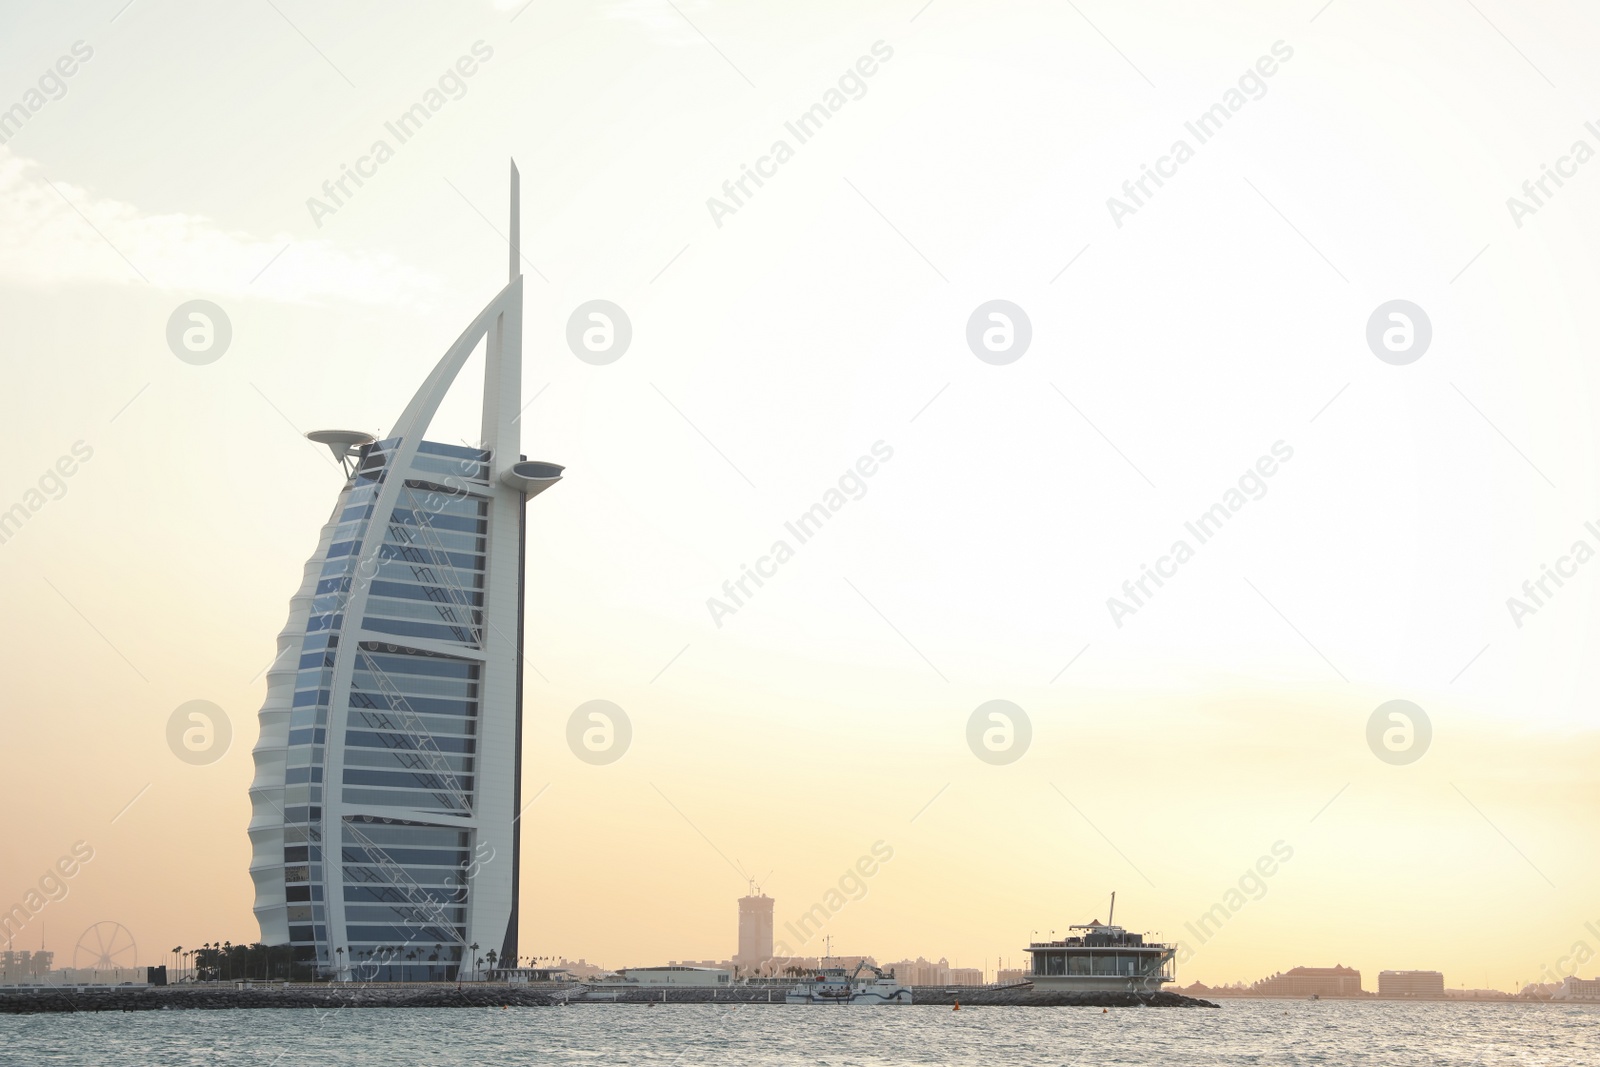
[509,158,520,285]
[481,160,523,466]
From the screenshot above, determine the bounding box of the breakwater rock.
[0,985,561,1014]
[911,986,1216,1007]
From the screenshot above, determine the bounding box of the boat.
[1023,893,1175,993]
[785,961,912,1005]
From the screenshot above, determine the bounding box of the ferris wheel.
[74,922,138,971]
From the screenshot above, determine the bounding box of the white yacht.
[785,961,912,1005]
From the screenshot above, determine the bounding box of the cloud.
[0,147,440,306]
[600,0,711,44]
[488,0,707,40]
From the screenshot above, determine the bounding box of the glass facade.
[254,438,516,980]
[1029,948,1175,983]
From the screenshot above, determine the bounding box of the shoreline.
[0,985,1216,1014]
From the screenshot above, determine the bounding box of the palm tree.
[486,949,498,979]
[335,947,344,982]
[469,943,480,981]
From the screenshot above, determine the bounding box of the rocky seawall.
[0,985,561,1014]
[912,986,1216,1007]
[0,983,1215,1014]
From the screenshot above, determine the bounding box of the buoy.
[952,1002,960,1011]
[1102,1008,1108,1014]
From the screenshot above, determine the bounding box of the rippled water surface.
[3,1000,1597,1065]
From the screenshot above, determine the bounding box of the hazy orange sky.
[3,1,1600,991]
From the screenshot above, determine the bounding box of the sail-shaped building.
[247,163,560,981]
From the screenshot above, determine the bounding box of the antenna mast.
[1108,891,1116,927]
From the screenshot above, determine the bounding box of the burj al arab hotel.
[247,163,561,981]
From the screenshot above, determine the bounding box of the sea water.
[1,999,1595,1065]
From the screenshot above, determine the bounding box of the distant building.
[1379,970,1444,997]
[555,957,605,980]
[1252,965,1363,997]
[887,957,957,986]
[0,951,52,984]
[734,890,774,971]
[761,955,877,978]
[949,967,984,986]
[1554,976,1600,1000]
[614,966,732,987]
[997,967,1030,985]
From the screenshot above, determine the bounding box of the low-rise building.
[486,966,575,984]
[610,966,732,987]
[1025,920,1176,993]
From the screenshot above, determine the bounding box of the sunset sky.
[3,0,1600,991]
